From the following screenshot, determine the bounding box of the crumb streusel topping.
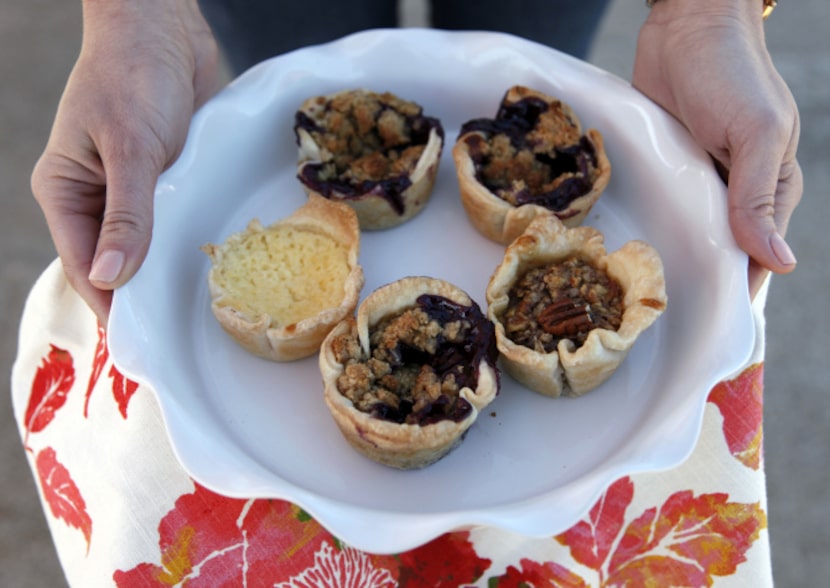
[296,90,443,212]
[330,294,496,425]
[459,95,601,211]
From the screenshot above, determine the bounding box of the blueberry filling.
[295,101,443,216]
[371,294,497,425]
[459,97,599,212]
[298,165,413,214]
[413,294,498,394]
[459,96,550,145]
[334,293,499,426]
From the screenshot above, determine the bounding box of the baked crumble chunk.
[330,294,497,426]
[503,258,623,352]
[294,89,444,220]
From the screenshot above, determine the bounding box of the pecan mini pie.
[319,277,499,469]
[295,89,444,230]
[202,193,364,362]
[486,212,666,398]
[453,85,611,244]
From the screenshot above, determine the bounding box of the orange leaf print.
[708,363,764,470]
[554,477,767,587]
[36,447,92,551]
[115,485,493,586]
[114,484,336,586]
[558,477,634,570]
[24,344,75,448]
[608,491,766,586]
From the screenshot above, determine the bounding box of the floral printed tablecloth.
[12,259,773,587]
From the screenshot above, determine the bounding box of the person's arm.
[31,0,220,322]
[632,0,802,297]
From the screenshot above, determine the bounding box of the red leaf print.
[114,485,492,586]
[109,364,139,419]
[36,447,92,551]
[396,531,491,586]
[493,559,590,587]
[84,324,109,418]
[607,491,767,586]
[708,363,764,470]
[557,477,634,570]
[114,484,336,586]
[24,344,75,448]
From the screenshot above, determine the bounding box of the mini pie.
[295,89,444,230]
[202,193,364,362]
[453,85,611,245]
[319,276,499,469]
[486,212,666,398]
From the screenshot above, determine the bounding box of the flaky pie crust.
[202,193,364,362]
[319,277,499,469]
[453,86,611,245]
[486,212,666,398]
[296,89,444,231]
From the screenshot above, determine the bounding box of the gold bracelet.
[646,0,777,20]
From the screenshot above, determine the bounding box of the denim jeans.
[199,0,611,74]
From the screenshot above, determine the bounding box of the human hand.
[632,0,802,299]
[31,0,220,322]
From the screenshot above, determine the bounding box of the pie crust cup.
[486,212,666,398]
[453,85,611,245]
[295,89,444,231]
[202,193,364,362]
[319,276,499,469]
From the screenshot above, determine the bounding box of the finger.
[32,157,113,323]
[725,137,799,277]
[88,142,161,290]
[50,208,113,323]
[769,158,803,240]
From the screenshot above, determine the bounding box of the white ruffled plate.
[109,29,754,554]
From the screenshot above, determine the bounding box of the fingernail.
[770,233,797,267]
[89,250,125,284]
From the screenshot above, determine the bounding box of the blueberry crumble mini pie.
[453,85,611,244]
[486,212,666,398]
[319,277,499,469]
[295,89,444,230]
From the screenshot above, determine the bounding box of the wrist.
[80,0,202,31]
[80,0,207,52]
[646,0,776,21]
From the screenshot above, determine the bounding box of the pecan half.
[537,297,593,337]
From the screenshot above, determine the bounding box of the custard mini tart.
[453,85,611,244]
[295,89,444,230]
[319,277,499,469]
[486,212,666,398]
[202,194,364,362]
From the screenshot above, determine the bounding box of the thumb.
[725,142,799,280]
[88,150,160,290]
